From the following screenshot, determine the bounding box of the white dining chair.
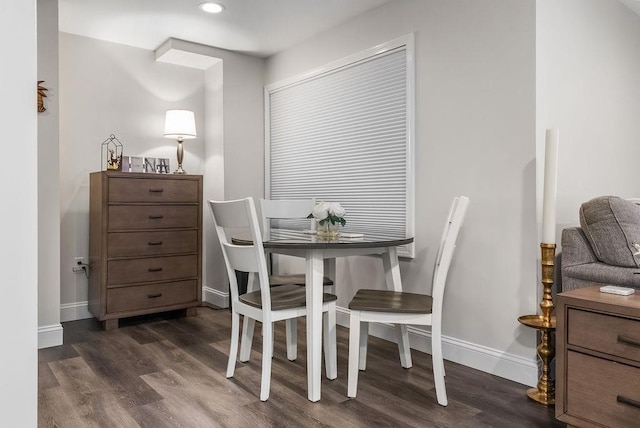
[260,198,334,291]
[208,197,337,401]
[251,198,337,361]
[346,196,469,406]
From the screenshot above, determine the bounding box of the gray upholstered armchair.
[561,196,640,291]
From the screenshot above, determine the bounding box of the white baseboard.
[60,301,93,322]
[38,324,63,349]
[203,286,229,308]
[336,307,537,387]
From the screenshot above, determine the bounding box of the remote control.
[599,285,635,296]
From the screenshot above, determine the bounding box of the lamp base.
[174,139,186,174]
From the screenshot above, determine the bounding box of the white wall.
[38,0,62,348]
[263,0,539,385]
[58,33,205,317]
[538,0,640,244]
[203,60,226,304]
[220,55,266,201]
[0,0,38,424]
[200,48,265,306]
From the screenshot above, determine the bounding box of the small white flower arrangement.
[308,201,347,227]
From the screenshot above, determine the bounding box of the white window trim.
[264,34,415,258]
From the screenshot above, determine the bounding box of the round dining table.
[233,229,414,402]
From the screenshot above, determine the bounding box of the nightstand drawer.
[568,308,640,362]
[109,177,199,203]
[109,205,198,230]
[108,230,198,257]
[106,280,198,313]
[566,351,640,427]
[107,254,198,285]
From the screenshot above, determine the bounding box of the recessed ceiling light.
[199,2,225,14]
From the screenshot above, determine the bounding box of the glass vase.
[316,221,339,240]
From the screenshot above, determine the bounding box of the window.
[265,35,414,257]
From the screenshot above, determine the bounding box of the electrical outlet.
[72,257,85,273]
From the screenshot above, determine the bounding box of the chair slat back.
[208,197,272,310]
[225,245,261,274]
[260,198,316,238]
[431,196,469,316]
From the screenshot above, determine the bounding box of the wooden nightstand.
[556,286,640,427]
[88,171,203,329]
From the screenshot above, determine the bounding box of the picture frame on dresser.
[156,158,170,174]
[121,156,130,173]
[143,157,156,173]
[121,156,170,173]
[129,156,144,173]
[88,171,203,330]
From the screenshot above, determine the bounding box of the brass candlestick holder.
[518,243,556,406]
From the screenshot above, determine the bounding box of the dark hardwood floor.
[38,306,563,427]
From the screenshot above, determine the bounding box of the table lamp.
[164,109,196,174]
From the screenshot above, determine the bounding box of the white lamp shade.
[164,110,197,139]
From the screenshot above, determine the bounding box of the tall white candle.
[542,129,559,244]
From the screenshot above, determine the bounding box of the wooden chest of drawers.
[89,171,203,329]
[556,286,640,427]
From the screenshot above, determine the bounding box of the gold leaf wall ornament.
[37,80,48,113]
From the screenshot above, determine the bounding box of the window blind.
[266,36,414,257]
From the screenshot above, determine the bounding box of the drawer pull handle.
[618,335,640,348]
[148,293,162,299]
[148,215,164,220]
[617,395,640,409]
[148,267,163,272]
[148,241,163,246]
[149,189,164,193]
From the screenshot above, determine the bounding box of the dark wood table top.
[232,229,413,250]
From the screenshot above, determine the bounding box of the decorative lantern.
[101,134,123,171]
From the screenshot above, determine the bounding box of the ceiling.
[57,0,640,59]
[58,0,392,58]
